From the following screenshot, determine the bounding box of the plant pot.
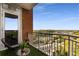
[18,48,30,56]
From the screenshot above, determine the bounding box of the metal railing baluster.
[46,34,49,55]
[68,36,70,56]
[57,36,58,56]
[64,38,65,55]
[52,35,54,56]
[72,40,73,56]
[75,41,77,56]
[38,33,40,50]
[49,34,51,56]
[50,35,53,56]
[44,34,46,51]
[54,37,56,56]
[59,35,61,55]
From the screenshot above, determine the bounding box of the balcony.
[28,32,79,56]
[0,43,47,56]
[0,3,79,56]
[0,32,79,56]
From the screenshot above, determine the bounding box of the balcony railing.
[28,32,79,56]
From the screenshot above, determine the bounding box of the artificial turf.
[0,45,47,56]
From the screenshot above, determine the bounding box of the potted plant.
[19,39,30,56]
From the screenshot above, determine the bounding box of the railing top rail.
[64,38,79,43]
[33,32,79,38]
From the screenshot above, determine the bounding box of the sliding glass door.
[4,13,18,46]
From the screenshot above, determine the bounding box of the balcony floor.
[0,45,47,56]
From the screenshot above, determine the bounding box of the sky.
[33,3,79,30]
[5,17,18,30]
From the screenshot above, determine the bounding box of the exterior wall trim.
[0,4,23,51]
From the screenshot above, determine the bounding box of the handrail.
[33,32,79,38]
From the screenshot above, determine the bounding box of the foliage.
[20,41,29,49]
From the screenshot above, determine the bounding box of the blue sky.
[33,3,79,30]
[5,17,18,30]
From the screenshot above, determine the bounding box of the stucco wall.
[22,8,33,41]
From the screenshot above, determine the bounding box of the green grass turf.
[0,45,47,56]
